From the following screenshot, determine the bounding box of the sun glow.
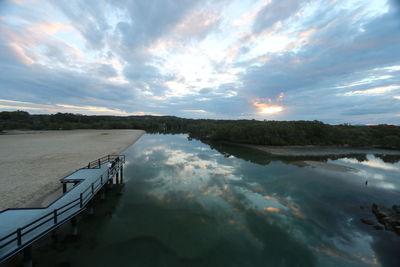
[261,105,284,114]
[252,97,284,115]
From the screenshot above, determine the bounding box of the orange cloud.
[252,97,284,114]
[233,1,271,27]
[299,28,316,38]
[29,22,72,35]
[264,207,281,212]
[8,43,35,65]
[174,10,220,38]
[257,56,271,62]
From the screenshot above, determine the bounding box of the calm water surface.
[36,134,400,267]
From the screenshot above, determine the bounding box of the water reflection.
[340,155,400,172]
[33,135,400,267]
[126,135,400,266]
[206,140,400,167]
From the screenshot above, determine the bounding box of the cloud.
[8,43,35,65]
[0,0,399,124]
[93,64,117,78]
[343,84,400,96]
[123,63,160,82]
[335,75,393,89]
[172,9,221,40]
[51,0,110,50]
[253,0,303,33]
[28,22,72,35]
[251,93,284,115]
[0,99,140,115]
[112,0,200,49]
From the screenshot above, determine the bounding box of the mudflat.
[242,144,400,173]
[244,144,400,157]
[0,130,145,210]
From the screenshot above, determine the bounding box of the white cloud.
[374,65,400,72]
[0,99,154,116]
[183,109,208,113]
[335,75,392,89]
[344,84,400,96]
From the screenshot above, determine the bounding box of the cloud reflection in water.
[125,135,400,266]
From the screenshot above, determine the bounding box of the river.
[34,134,400,267]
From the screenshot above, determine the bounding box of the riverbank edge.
[0,130,145,210]
[29,130,146,208]
[238,144,400,157]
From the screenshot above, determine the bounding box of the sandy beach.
[0,130,145,210]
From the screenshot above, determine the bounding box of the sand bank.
[302,161,357,172]
[243,145,400,157]
[0,130,145,210]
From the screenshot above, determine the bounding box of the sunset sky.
[0,0,399,124]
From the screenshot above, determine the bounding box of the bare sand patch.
[0,130,145,210]
[302,161,357,172]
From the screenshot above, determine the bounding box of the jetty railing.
[0,155,125,263]
[86,155,124,169]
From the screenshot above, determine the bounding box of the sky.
[0,0,399,124]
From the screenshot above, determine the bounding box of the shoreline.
[241,144,400,157]
[300,160,358,172]
[232,143,400,173]
[0,130,145,210]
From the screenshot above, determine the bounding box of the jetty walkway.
[0,154,125,264]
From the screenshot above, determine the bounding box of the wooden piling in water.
[71,217,78,236]
[89,205,94,215]
[23,245,32,267]
[101,188,105,200]
[51,228,58,243]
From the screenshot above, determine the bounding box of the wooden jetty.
[0,154,125,265]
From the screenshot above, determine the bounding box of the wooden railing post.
[17,228,22,246]
[53,209,58,224]
[120,165,123,184]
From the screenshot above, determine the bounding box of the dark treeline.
[1,111,400,149]
[0,111,188,132]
